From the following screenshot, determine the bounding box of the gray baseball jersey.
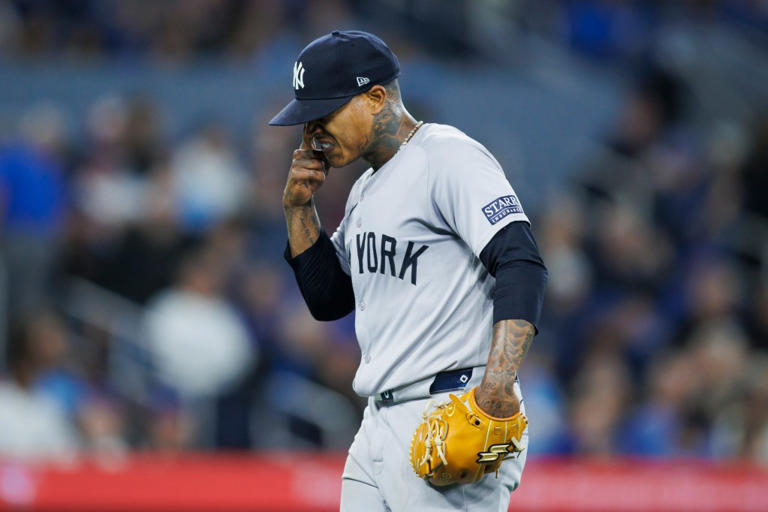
[330,123,529,396]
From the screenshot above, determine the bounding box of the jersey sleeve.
[427,137,529,258]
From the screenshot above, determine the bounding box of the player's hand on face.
[283,124,330,209]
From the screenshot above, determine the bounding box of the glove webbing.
[418,399,450,473]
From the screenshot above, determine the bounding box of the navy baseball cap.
[268,30,400,126]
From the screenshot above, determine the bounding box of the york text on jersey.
[355,232,429,285]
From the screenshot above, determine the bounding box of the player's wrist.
[472,385,521,420]
[282,197,314,210]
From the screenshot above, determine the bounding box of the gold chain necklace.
[399,120,423,151]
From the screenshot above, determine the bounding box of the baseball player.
[270,31,547,511]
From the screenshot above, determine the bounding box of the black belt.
[377,367,474,403]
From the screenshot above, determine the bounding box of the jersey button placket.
[359,299,369,363]
[356,183,366,227]
[357,195,363,227]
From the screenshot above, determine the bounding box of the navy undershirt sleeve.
[284,231,355,321]
[479,221,548,329]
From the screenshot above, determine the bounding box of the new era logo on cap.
[269,30,401,126]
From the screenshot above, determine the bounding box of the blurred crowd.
[0,89,363,456]
[0,0,767,463]
[530,67,768,460]
[3,0,768,63]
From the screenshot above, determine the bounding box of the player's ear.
[364,85,388,114]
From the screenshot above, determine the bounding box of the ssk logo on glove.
[476,443,517,463]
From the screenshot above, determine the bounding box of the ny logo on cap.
[293,61,306,90]
[356,76,370,87]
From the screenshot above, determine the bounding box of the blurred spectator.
[147,404,194,451]
[0,103,69,319]
[562,0,658,62]
[740,114,768,220]
[0,313,77,459]
[121,96,165,176]
[687,321,748,417]
[76,397,127,456]
[518,352,567,455]
[538,196,591,313]
[620,350,698,456]
[74,141,144,230]
[591,203,672,293]
[716,354,768,461]
[0,2,20,58]
[576,68,684,214]
[170,121,247,232]
[144,248,255,399]
[748,281,768,351]
[565,353,630,456]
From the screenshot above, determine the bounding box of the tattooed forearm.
[475,319,535,417]
[285,201,321,257]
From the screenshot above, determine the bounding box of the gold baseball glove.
[409,386,527,487]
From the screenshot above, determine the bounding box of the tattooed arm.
[284,127,328,257]
[285,201,322,257]
[474,222,548,418]
[475,319,535,417]
[282,131,355,320]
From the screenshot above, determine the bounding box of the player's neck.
[364,108,418,171]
